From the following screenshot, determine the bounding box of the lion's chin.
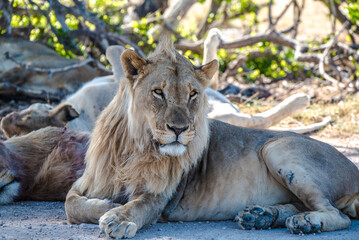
[159,142,187,157]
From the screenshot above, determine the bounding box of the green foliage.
[227,0,258,18]
[8,0,128,60]
[333,0,359,33]
[346,1,359,24]
[244,42,303,82]
[3,0,356,84]
[131,15,159,52]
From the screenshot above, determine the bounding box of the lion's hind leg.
[335,193,359,219]
[259,137,359,233]
[236,203,304,230]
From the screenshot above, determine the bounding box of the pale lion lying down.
[61,36,359,238]
[1,79,314,137]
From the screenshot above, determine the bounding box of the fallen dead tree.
[0,38,110,100]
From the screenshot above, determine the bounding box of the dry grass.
[239,94,359,137]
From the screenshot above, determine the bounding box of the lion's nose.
[167,124,189,137]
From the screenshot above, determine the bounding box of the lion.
[0,127,88,204]
[0,103,79,138]
[0,75,119,137]
[65,36,359,239]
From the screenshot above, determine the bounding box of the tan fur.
[65,36,359,238]
[0,127,88,203]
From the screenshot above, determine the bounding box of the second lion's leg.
[236,203,306,229]
[259,138,353,233]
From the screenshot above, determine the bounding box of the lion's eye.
[153,89,164,98]
[189,90,198,99]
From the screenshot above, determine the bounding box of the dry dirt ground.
[1,204,359,240]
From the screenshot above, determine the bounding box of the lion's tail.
[335,193,359,219]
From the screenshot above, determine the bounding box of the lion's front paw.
[99,212,137,239]
[286,213,322,234]
[235,205,277,230]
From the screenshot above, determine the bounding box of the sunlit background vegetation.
[4,0,359,83]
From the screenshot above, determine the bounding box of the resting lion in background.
[0,127,88,204]
[0,103,79,138]
[1,79,313,137]
[65,35,359,238]
[0,76,119,137]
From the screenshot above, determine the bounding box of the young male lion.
[64,36,359,238]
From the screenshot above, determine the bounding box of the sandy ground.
[0,136,358,240]
[0,201,358,240]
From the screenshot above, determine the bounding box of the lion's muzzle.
[153,125,195,157]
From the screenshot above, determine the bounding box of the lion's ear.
[106,45,126,80]
[196,59,219,87]
[120,49,147,84]
[49,103,79,124]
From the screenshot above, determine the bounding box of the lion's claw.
[107,221,137,239]
[99,213,138,239]
[286,213,322,234]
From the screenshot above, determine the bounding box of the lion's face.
[136,61,204,156]
[1,103,79,138]
[1,104,53,138]
[120,45,218,157]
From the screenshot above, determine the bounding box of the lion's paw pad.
[235,206,275,230]
[108,221,137,239]
[286,213,322,234]
[99,214,137,239]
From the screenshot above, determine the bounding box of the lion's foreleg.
[65,188,118,224]
[99,193,168,239]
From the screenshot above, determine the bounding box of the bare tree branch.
[273,0,293,26]
[4,51,95,74]
[291,0,305,38]
[0,0,13,36]
[321,0,359,35]
[268,0,274,29]
[106,33,146,58]
[148,0,197,39]
[319,22,350,86]
[0,82,64,103]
